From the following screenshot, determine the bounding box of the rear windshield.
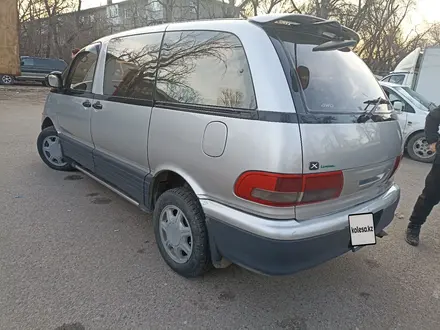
[51,60,67,71]
[35,58,67,71]
[279,37,389,113]
[50,60,67,71]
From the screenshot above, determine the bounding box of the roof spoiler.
[248,14,360,45]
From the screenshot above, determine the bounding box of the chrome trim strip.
[73,164,140,207]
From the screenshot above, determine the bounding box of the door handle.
[82,100,91,108]
[92,101,103,110]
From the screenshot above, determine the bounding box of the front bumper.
[202,184,400,276]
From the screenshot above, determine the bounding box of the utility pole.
[0,0,20,78]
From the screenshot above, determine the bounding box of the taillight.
[389,155,403,179]
[234,171,344,207]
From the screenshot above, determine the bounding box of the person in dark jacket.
[406,106,440,246]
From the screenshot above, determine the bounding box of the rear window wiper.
[363,97,389,113]
[357,97,390,123]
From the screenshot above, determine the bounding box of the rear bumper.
[202,184,400,276]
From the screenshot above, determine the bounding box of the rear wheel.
[153,187,212,277]
[0,75,14,85]
[37,126,73,171]
[407,132,436,163]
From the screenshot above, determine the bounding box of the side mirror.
[393,101,403,112]
[45,71,63,89]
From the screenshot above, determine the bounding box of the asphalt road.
[1,86,440,330]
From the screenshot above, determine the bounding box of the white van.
[381,46,440,105]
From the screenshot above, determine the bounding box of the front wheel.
[37,126,74,171]
[153,187,212,278]
[407,132,436,163]
[0,75,14,85]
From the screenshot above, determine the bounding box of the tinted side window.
[404,103,415,113]
[34,59,47,67]
[21,58,34,66]
[389,75,404,85]
[386,90,401,104]
[65,45,100,93]
[39,59,62,70]
[156,30,256,110]
[103,32,163,100]
[383,88,415,113]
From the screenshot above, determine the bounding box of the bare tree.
[243,0,292,17]
[427,23,440,46]
[19,0,80,58]
[218,88,244,107]
[352,0,426,73]
[276,0,430,74]
[19,0,117,60]
[18,0,437,75]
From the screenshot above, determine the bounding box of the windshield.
[281,41,389,113]
[397,86,436,111]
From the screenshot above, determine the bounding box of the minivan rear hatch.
[251,15,403,221]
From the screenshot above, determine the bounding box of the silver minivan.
[37,14,403,277]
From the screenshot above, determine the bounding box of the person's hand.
[429,143,437,153]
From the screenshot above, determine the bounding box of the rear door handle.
[82,100,91,108]
[92,101,103,110]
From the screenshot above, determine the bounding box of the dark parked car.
[0,56,67,85]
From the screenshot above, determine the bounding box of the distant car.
[0,56,67,86]
[380,81,437,163]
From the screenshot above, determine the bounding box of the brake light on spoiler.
[234,171,344,207]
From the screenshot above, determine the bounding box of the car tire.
[0,75,14,85]
[407,131,436,163]
[153,187,212,278]
[37,126,74,171]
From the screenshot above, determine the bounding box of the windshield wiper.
[357,97,390,123]
[363,97,389,111]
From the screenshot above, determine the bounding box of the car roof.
[94,18,249,44]
[93,14,360,44]
[21,56,65,62]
